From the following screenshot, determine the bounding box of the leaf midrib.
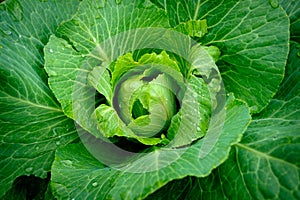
[234,143,299,169]
[1,94,62,113]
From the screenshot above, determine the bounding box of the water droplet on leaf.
[250,105,258,111]
[4,30,12,35]
[49,48,54,53]
[269,0,279,8]
[92,182,98,187]
[25,167,33,173]
[48,69,57,76]
[55,141,61,146]
[61,160,73,166]
[297,51,300,57]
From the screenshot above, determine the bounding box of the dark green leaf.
[152,0,289,113]
[280,0,300,42]
[0,0,80,197]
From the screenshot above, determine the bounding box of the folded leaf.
[167,76,211,147]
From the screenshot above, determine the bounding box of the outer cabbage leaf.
[57,0,170,54]
[151,0,289,113]
[0,0,80,198]
[2,175,50,200]
[275,41,300,100]
[207,43,300,199]
[51,95,250,199]
[280,0,300,43]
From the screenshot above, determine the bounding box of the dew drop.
[35,146,40,150]
[49,48,54,53]
[250,105,258,111]
[48,69,57,76]
[4,30,12,35]
[81,54,85,57]
[61,160,73,166]
[297,51,300,57]
[19,34,22,38]
[92,182,98,187]
[196,127,201,131]
[55,141,61,146]
[269,0,279,8]
[115,0,122,4]
[25,167,33,173]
